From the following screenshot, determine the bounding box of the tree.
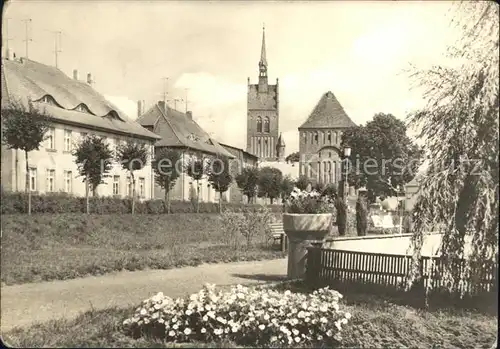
[294,175,309,191]
[341,113,423,202]
[207,155,233,213]
[235,167,259,204]
[152,148,182,213]
[285,151,300,163]
[1,99,50,215]
[185,155,205,213]
[406,1,499,299]
[73,135,113,214]
[115,141,149,214]
[257,167,283,204]
[280,175,295,203]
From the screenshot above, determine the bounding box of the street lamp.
[343,147,351,199]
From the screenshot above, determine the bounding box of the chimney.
[6,48,14,60]
[86,73,93,85]
[137,100,143,118]
[186,111,193,120]
[158,101,166,113]
[141,99,145,114]
[73,69,79,80]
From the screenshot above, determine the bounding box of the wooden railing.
[306,247,498,304]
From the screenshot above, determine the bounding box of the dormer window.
[37,95,56,105]
[74,104,91,113]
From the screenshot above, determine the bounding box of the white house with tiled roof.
[137,101,237,203]
[1,54,161,199]
[298,91,357,186]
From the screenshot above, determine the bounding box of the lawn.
[1,213,286,285]
[3,282,497,348]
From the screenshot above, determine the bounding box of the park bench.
[269,222,288,252]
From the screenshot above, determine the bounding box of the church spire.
[258,24,268,88]
[260,24,267,67]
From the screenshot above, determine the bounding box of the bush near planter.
[1,191,283,215]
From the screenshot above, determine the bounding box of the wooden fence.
[306,247,498,304]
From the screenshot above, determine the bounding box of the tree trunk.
[131,173,136,214]
[85,181,90,214]
[196,180,200,213]
[164,183,170,214]
[25,150,31,215]
[218,192,222,213]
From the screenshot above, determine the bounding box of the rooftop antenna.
[53,30,62,68]
[3,18,13,55]
[172,98,184,111]
[22,18,33,59]
[162,77,169,113]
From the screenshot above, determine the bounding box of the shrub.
[1,191,283,215]
[356,196,368,236]
[220,206,273,248]
[335,198,347,236]
[122,284,351,347]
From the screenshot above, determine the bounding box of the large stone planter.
[283,213,333,279]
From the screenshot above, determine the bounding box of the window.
[63,171,72,193]
[314,132,319,144]
[64,130,72,152]
[29,168,37,191]
[256,117,262,133]
[302,132,307,143]
[264,117,270,133]
[139,177,145,198]
[113,176,120,196]
[333,132,337,144]
[46,127,55,150]
[327,131,332,143]
[46,169,55,192]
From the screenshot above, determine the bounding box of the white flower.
[139,308,147,316]
[184,328,192,335]
[295,337,301,343]
[172,324,179,330]
[258,324,265,330]
[201,327,206,333]
[320,316,328,323]
[168,330,175,337]
[345,312,352,320]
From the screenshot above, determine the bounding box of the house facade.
[219,142,259,203]
[1,55,160,199]
[137,101,238,203]
[298,91,356,187]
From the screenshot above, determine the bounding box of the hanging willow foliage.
[406,1,499,296]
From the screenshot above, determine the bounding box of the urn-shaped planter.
[283,213,333,279]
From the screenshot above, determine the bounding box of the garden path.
[0,258,287,333]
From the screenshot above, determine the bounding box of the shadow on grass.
[231,273,288,282]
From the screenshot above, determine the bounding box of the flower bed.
[123,284,351,347]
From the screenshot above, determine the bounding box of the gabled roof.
[1,57,160,140]
[219,142,258,161]
[299,91,356,129]
[137,103,235,159]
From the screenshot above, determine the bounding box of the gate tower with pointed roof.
[298,91,356,185]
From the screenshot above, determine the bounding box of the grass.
[1,213,286,285]
[3,282,497,348]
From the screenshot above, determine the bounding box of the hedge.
[1,192,283,215]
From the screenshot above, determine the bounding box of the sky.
[3,0,462,154]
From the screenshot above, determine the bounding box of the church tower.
[246,26,280,161]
